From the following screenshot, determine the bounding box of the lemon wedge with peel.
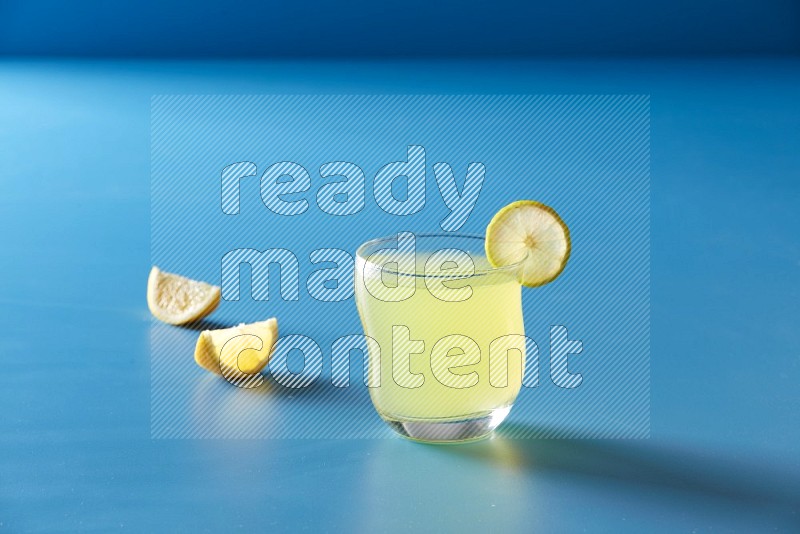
[485,200,571,287]
[194,318,278,378]
[147,266,221,325]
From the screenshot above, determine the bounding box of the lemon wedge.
[194,318,278,378]
[147,266,221,325]
[485,200,571,287]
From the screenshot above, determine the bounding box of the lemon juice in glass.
[355,234,524,442]
[354,203,570,442]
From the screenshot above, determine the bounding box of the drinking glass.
[355,233,525,442]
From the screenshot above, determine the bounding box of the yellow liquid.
[355,253,525,421]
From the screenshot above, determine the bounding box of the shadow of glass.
[426,422,800,522]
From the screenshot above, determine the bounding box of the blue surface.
[1,59,799,531]
[1,0,799,57]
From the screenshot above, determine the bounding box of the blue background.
[1,1,799,533]
[1,0,799,57]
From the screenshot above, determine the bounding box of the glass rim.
[355,232,525,277]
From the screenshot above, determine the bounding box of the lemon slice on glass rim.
[485,200,571,287]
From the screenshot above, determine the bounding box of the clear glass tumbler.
[355,233,525,443]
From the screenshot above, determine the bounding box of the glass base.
[379,405,512,444]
